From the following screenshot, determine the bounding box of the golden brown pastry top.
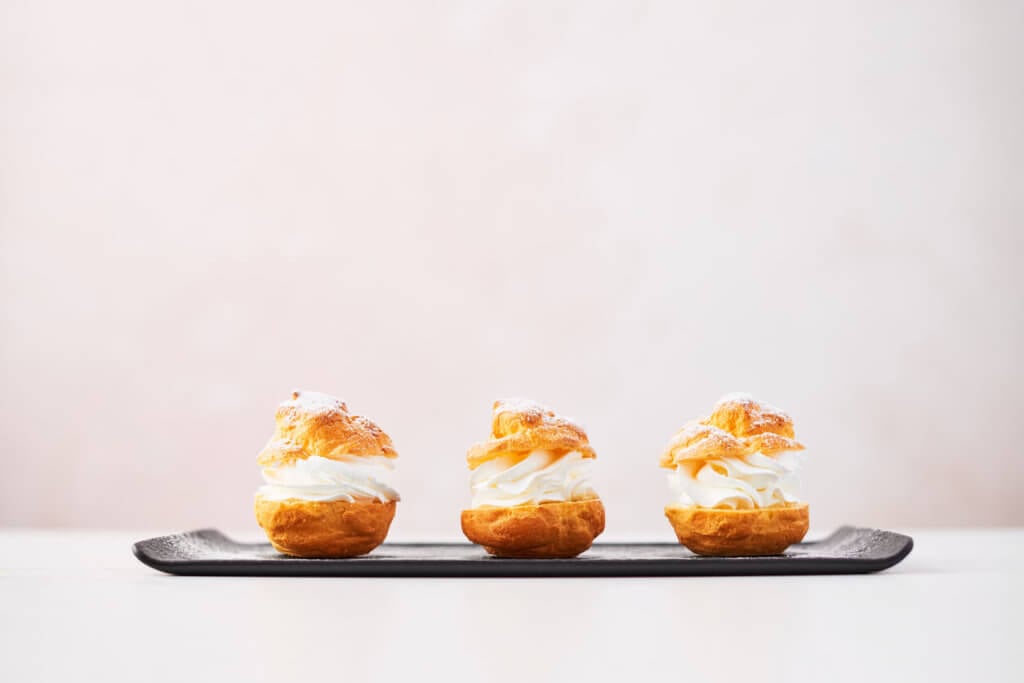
[466,398,596,470]
[659,393,804,468]
[257,391,397,467]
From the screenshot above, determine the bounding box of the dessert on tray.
[660,393,808,556]
[254,391,399,557]
[461,398,605,558]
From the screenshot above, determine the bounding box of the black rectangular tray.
[133,525,912,577]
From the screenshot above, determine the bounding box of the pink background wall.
[2,1,1022,536]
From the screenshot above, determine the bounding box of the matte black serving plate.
[133,526,912,577]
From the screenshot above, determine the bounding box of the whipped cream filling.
[258,455,399,503]
[470,450,595,508]
[668,451,803,510]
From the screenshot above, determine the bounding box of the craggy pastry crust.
[255,496,396,558]
[466,398,595,470]
[257,391,397,468]
[461,498,605,558]
[659,394,804,467]
[664,503,809,556]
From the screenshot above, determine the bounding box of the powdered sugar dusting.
[496,397,552,414]
[281,390,348,414]
[717,392,791,420]
[495,397,586,430]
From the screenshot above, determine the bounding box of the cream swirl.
[668,451,803,509]
[470,450,594,508]
[257,455,399,503]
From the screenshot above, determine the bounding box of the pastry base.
[461,498,605,558]
[664,503,809,556]
[254,496,396,558]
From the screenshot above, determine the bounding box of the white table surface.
[1,529,1020,682]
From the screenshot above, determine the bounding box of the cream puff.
[254,391,399,557]
[460,399,605,558]
[660,393,809,556]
